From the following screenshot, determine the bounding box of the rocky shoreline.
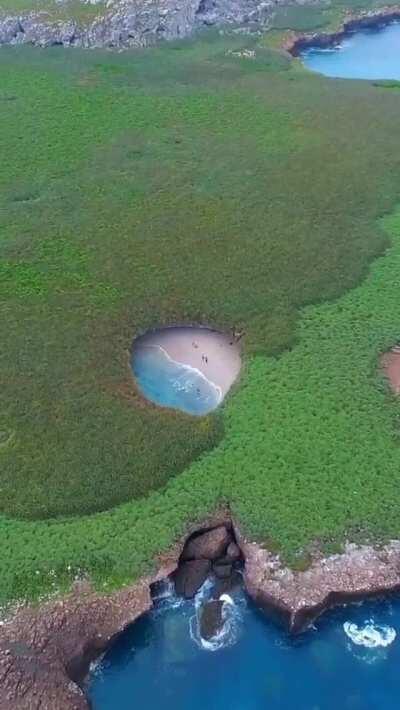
[2,513,400,708]
[0,0,398,51]
[285,5,400,57]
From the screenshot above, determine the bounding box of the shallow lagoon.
[89,583,400,709]
[302,22,400,80]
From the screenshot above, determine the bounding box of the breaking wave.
[343,619,396,648]
[189,580,244,652]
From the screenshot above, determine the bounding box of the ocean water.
[131,344,221,415]
[89,579,400,710]
[301,22,400,80]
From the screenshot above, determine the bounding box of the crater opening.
[131,326,242,415]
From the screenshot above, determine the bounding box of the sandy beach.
[134,327,241,399]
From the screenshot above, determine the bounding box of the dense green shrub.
[2,28,400,602]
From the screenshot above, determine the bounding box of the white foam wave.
[219,593,234,606]
[189,581,242,652]
[147,344,223,403]
[343,619,396,648]
[151,578,185,616]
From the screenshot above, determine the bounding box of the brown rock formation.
[238,532,400,633]
[225,542,241,562]
[4,512,400,709]
[173,559,211,598]
[181,525,232,561]
[0,557,178,709]
[199,600,224,640]
[0,512,231,710]
[213,562,233,580]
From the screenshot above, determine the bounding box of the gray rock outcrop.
[0,0,291,50]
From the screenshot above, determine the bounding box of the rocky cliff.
[0,0,301,49]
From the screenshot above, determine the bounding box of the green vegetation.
[270,4,337,32]
[269,0,400,46]
[2,19,400,603]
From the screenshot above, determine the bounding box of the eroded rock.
[213,562,233,579]
[199,600,224,640]
[0,557,178,710]
[173,559,211,598]
[238,529,400,633]
[181,525,231,561]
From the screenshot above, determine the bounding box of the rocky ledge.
[0,0,286,50]
[3,514,400,708]
[285,5,400,57]
[239,531,400,633]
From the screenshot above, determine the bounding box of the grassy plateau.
[2,13,400,603]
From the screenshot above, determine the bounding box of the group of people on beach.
[191,326,244,364]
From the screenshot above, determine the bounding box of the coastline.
[133,327,241,400]
[3,514,400,709]
[284,6,400,58]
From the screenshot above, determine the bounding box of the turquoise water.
[302,22,400,80]
[131,344,221,415]
[89,579,400,709]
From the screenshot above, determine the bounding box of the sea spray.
[189,580,244,652]
[343,619,396,648]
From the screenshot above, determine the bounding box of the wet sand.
[381,347,400,395]
[133,327,241,398]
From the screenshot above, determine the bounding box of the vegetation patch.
[1,21,400,601]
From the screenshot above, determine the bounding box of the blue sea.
[89,579,400,709]
[302,22,400,80]
[131,344,221,415]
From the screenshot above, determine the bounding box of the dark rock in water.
[213,562,233,579]
[174,559,211,598]
[181,526,231,561]
[199,600,224,640]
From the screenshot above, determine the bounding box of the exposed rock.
[0,511,230,710]
[173,559,211,597]
[238,528,400,633]
[0,0,398,51]
[5,511,400,708]
[213,561,233,579]
[225,542,242,562]
[0,17,21,43]
[0,0,292,50]
[181,525,231,561]
[0,553,179,709]
[199,599,224,640]
[1,582,151,709]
